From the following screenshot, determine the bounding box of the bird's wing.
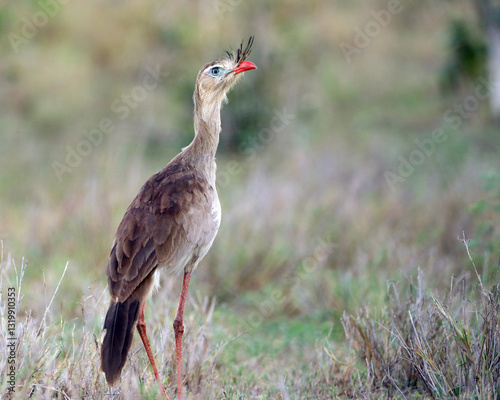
[107,162,218,302]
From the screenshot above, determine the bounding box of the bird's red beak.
[232,61,257,75]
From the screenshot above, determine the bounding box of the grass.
[338,239,500,399]
[1,0,500,399]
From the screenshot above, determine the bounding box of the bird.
[100,37,256,399]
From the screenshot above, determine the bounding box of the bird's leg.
[137,302,170,400]
[173,271,192,400]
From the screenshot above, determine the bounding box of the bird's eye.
[209,67,222,77]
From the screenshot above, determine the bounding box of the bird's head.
[195,36,257,108]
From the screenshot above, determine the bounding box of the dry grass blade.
[36,261,69,338]
[461,232,484,290]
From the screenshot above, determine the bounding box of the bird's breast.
[211,191,222,230]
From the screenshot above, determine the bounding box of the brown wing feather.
[107,161,218,302]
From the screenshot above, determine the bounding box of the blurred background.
[1,0,500,398]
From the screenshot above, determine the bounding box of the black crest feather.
[226,36,254,64]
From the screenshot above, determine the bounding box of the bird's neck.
[181,91,222,184]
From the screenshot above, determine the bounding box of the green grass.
[1,1,500,399]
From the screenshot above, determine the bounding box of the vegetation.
[1,1,499,399]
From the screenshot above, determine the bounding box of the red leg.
[173,271,192,400]
[137,302,170,399]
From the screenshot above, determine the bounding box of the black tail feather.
[101,298,140,386]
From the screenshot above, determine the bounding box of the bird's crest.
[225,36,254,64]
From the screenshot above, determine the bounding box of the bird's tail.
[101,298,140,386]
